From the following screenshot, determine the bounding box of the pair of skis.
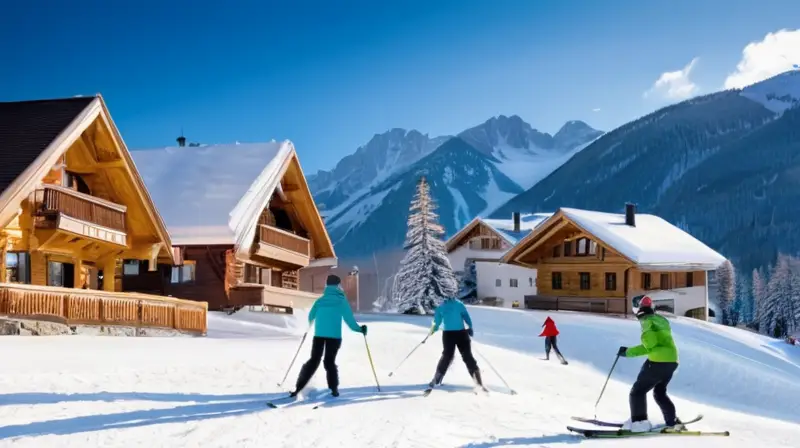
[567,414,730,438]
[266,389,337,409]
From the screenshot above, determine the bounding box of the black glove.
[468,328,474,337]
[617,346,628,357]
[360,325,368,336]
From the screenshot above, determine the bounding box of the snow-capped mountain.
[313,116,603,259]
[308,129,449,212]
[491,70,800,272]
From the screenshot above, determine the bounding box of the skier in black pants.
[292,275,366,397]
[428,297,484,389]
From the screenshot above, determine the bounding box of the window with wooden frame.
[244,263,260,284]
[552,245,561,258]
[5,251,31,284]
[579,272,591,290]
[563,241,572,256]
[122,260,140,276]
[660,273,670,290]
[604,272,617,291]
[589,241,598,256]
[170,260,196,284]
[642,273,652,290]
[686,272,694,287]
[510,278,519,288]
[551,272,563,290]
[576,238,588,256]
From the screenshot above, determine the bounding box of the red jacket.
[539,317,559,337]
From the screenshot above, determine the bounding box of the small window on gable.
[589,241,597,255]
[563,241,572,256]
[552,245,561,258]
[577,238,588,256]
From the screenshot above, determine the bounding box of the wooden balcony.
[255,224,311,268]
[34,185,127,246]
[228,283,317,311]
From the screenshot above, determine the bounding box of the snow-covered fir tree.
[752,268,766,330]
[762,255,792,337]
[734,272,753,326]
[458,259,478,303]
[392,176,458,314]
[715,260,736,326]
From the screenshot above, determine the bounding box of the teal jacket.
[431,299,473,333]
[308,286,362,339]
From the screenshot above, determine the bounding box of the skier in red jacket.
[540,316,568,365]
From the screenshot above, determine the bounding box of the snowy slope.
[739,70,800,114]
[0,307,798,447]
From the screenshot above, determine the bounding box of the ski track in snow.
[0,307,798,447]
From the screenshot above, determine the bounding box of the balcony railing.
[36,185,126,232]
[258,225,310,257]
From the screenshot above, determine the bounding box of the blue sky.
[2,0,799,174]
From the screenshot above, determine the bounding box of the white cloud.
[643,57,700,100]
[723,29,800,89]
[592,108,601,112]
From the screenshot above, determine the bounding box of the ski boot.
[428,371,444,388]
[330,388,339,397]
[472,370,489,393]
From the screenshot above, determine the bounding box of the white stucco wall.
[475,261,537,308]
[644,286,709,318]
[448,245,506,274]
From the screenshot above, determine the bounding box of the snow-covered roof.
[560,207,726,270]
[131,141,293,248]
[481,213,553,245]
[446,213,552,253]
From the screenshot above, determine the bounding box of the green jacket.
[625,314,679,363]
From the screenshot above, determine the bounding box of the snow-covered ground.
[0,307,798,447]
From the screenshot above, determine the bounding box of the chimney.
[176,135,186,147]
[512,212,521,233]
[625,203,636,227]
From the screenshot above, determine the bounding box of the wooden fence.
[0,283,207,335]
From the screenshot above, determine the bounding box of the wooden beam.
[516,219,569,263]
[93,160,125,170]
[80,133,100,162]
[282,183,301,192]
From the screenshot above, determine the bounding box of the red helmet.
[639,295,653,308]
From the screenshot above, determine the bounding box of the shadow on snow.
[0,383,468,440]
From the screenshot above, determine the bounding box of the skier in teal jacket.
[428,298,484,389]
[292,275,366,397]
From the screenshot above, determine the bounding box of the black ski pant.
[630,360,679,425]
[294,336,342,392]
[435,329,479,378]
[544,336,565,359]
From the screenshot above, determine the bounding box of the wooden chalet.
[129,140,336,311]
[500,204,727,320]
[445,212,550,307]
[0,96,206,335]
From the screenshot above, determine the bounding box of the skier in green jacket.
[617,295,683,433]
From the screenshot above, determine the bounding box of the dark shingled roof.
[0,96,96,193]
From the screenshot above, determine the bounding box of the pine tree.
[458,259,478,304]
[752,268,766,331]
[734,272,753,325]
[392,176,458,314]
[715,260,736,326]
[787,256,800,335]
[762,255,792,337]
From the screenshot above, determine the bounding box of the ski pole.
[277,329,308,389]
[473,344,517,395]
[594,354,620,419]
[363,334,382,391]
[388,334,429,377]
